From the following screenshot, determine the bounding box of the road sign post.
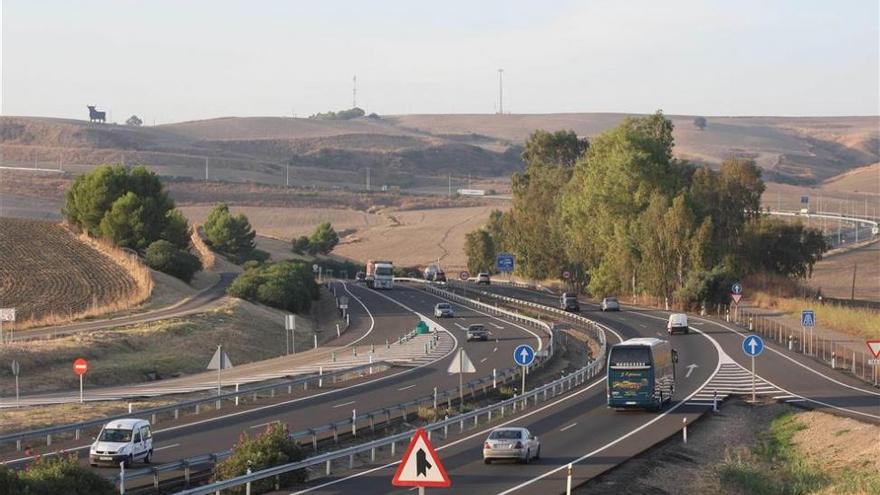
[730,283,743,319]
[73,358,88,403]
[742,335,764,403]
[391,427,451,490]
[495,253,514,274]
[11,359,20,408]
[0,308,15,345]
[801,310,815,355]
[285,314,296,354]
[207,345,233,405]
[447,348,476,410]
[513,344,535,401]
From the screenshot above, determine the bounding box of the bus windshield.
[375,267,393,276]
[609,347,651,368]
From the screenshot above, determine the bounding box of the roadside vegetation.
[203,203,267,264]
[63,164,202,282]
[227,261,319,313]
[752,292,880,339]
[719,411,880,494]
[0,455,115,495]
[291,222,340,255]
[465,113,829,305]
[212,423,305,494]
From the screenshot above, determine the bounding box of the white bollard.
[682,417,688,443]
[713,390,718,412]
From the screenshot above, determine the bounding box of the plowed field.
[0,218,147,328]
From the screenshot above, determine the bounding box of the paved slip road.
[5,282,548,484]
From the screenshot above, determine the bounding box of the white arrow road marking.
[332,400,356,408]
[559,423,577,432]
[685,364,698,378]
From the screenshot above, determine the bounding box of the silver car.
[601,297,620,312]
[434,303,454,318]
[483,427,540,464]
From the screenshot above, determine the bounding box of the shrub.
[227,261,319,313]
[308,223,339,255]
[212,424,305,494]
[145,240,203,282]
[17,455,115,495]
[291,235,311,254]
[203,203,257,264]
[0,466,24,495]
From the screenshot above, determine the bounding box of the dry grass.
[0,400,174,435]
[808,241,880,302]
[190,225,216,270]
[179,206,381,241]
[0,295,337,394]
[751,291,880,339]
[0,219,153,331]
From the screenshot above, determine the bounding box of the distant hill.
[1,113,876,186]
[822,162,880,195]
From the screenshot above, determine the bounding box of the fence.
[727,306,878,386]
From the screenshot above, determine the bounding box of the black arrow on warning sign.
[416,449,432,476]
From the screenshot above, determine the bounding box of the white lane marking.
[480,357,488,363]
[289,371,609,495]
[153,443,180,452]
[332,400,356,409]
[2,283,460,466]
[559,423,577,432]
[634,311,880,420]
[397,384,416,391]
[454,323,467,330]
[249,421,279,430]
[493,347,498,353]
[489,323,504,329]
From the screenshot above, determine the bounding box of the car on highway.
[433,270,447,283]
[560,293,580,312]
[483,427,540,464]
[355,271,366,283]
[476,272,491,285]
[466,324,489,341]
[89,418,153,467]
[667,313,689,334]
[434,302,454,318]
[601,297,620,312]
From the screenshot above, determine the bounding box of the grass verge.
[752,292,880,339]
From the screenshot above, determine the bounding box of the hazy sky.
[2,0,878,123]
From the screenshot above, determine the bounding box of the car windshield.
[375,267,393,276]
[606,298,618,303]
[489,430,522,440]
[469,325,485,331]
[437,304,450,309]
[99,428,132,443]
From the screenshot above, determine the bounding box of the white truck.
[366,260,394,289]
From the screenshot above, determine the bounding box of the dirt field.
[808,240,880,302]
[0,218,152,329]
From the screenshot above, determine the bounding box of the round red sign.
[73,358,88,376]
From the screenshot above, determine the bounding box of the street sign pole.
[217,344,222,396]
[751,356,756,403]
[15,374,19,408]
[80,373,84,404]
[458,348,464,410]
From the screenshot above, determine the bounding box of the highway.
[4,282,549,484]
[281,282,878,495]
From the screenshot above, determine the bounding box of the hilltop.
[0,113,876,186]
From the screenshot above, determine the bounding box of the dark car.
[433,271,447,283]
[355,271,366,282]
[466,324,490,341]
[561,293,580,312]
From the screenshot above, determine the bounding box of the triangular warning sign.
[731,293,743,304]
[867,340,880,358]
[207,347,233,370]
[447,348,476,374]
[392,428,451,488]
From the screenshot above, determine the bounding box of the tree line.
[465,112,829,305]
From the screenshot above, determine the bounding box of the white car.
[483,427,540,464]
[434,302,454,318]
[667,313,689,334]
[476,272,491,285]
[601,297,620,312]
[90,418,153,467]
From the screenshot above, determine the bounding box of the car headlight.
[118,444,130,453]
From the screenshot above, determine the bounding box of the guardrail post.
[151,413,157,424]
[46,434,51,447]
[433,387,438,409]
[459,418,464,432]
[153,468,160,492]
[349,453,354,469]
[312,432,318,451]
[352,409,357,436]
[118,461,125,494]
[174,408,179,420]
[682,417,688,443]
[195,403,200,415]
[270,388,275,398]
[16,440,21,451]
[326,459,332,476]
[369,415,375,433]
[391,440,396,456]
[75,428,80,440]
[492,368,497,389]
[128,403,133,414]
[184,461,191,486]
[245,466,252,495]
[332,425,338,444]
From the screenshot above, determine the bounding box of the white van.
[667,313,689,335]
[89,418,153,466]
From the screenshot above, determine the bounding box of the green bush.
[291,235,311,255]
[227,261,319,313]
[203,203,257,264]
[308,223,339,255]
[145,240,203,282]
[0,466,24,495]
[14,455,115,495]
[212,424,305,494]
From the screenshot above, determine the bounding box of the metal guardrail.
[168,282,609,495]
[0,361,391,453]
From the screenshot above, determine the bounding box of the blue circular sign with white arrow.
[742,335,764,357]
[513,344,535,367]
[731,282,743,295]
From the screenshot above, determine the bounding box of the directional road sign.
[731,282,743,295]
[0,308,15,322]
[392,427,451,487]
[742,335,764,357]
[459,270,469,281]
[801,310,815,327]
[866,340,880,359]
[562,270,571,280]
[800,195,809,204]
[495,253,514,273]
[11,359,20,377]
[73,358,88,376]
[513,344,535,367]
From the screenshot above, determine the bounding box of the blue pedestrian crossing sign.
[742,335,764,357]
[801,310,815,327]
[513,344,535,366]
